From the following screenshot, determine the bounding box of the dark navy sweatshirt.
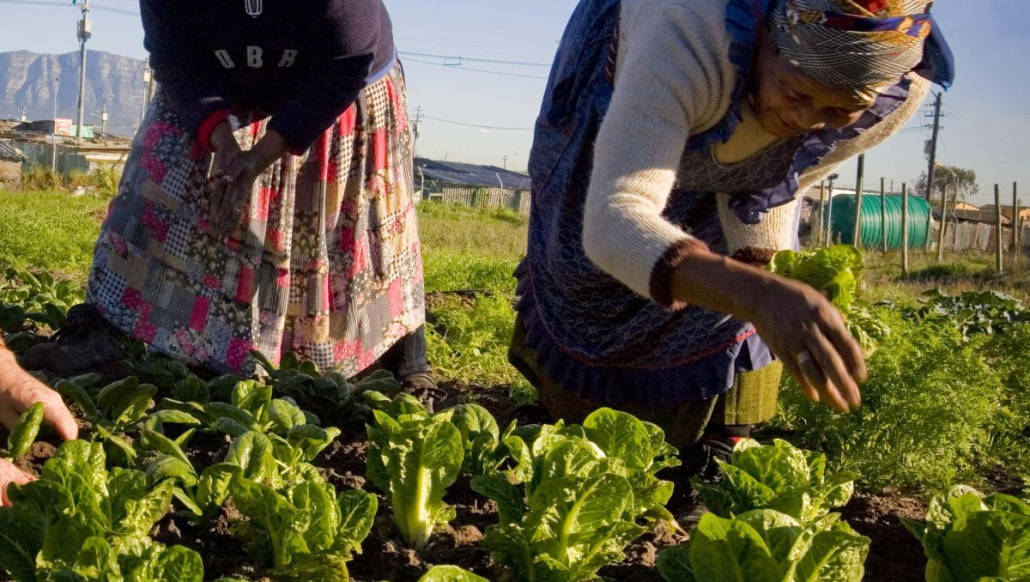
[141,0,396,152]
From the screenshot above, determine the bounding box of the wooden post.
[902,183,910,276]
[1012,182,1019,265]
[996,184,1004,274]
[818,181,826,245]
[852,154,865,247]
[825,180,836,247]
[924,92,942,250]
[936,170,949,263]
[880,177,887,252]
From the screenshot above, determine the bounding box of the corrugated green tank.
[825,194,931,249]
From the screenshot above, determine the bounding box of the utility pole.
[924,92,942,250]
[502,153,518,170]
[412,105,423,158]
[75,0,92,140]
[51,75,59,172]
[851,154,865,247]
[141,58,152,126]
[100,102,108,138]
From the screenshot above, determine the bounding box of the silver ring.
[796,349,814,367]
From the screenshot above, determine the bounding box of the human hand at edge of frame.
[210,130,288,232]
[740,274,867,413]
[0,457,33,506]
[0,348,78,441]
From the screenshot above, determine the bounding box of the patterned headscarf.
[770,0,936,99]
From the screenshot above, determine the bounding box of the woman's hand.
[0,458,33,506]
[740,275,866,412]
[208,128,288,232]
[0,348,78,440]
[671,250,866,412]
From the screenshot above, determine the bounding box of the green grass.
[860,249,1030,303]
[0,190,107,281]
[417,202,526,386]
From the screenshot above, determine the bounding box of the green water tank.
[825,194,931,249]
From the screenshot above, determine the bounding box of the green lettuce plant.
[228,472,377,579]
[692,439,858,525]
[657,510,870,582]
[419,565,489,581]
[0,440,203,581]
[473,408,679,581]
[2,402,43,460]
[901,486,1030,581]
[365,393,464,550]
[771,245,888,352]
[54,376,157,464]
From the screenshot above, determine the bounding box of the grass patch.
[417,203,526,386]
[417,201,527,262]
[0,190,107,280]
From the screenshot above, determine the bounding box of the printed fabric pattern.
[87,64,425,377]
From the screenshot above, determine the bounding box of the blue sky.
[0,0,1026,205]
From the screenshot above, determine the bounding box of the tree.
[916,165,979,204]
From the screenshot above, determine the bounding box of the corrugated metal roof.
[0,140,25,162]
[415,157,531,191]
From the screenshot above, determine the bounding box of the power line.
[402,57,547,80]
[397,51,550,68]
[422,114,533,131]
[0,0,137,15]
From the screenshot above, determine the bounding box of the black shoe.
[400,371,447,413]
[19,304,124,376]
[681,437,738,482]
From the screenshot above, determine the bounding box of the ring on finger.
[796,349,814,368]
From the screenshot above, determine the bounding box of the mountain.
[0,50,147,138]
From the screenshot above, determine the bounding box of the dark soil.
[840,491,928,582]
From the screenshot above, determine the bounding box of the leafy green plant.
[253,351,397,426]
[228,472,377,579]
[901,486,1030,581]
[771,245,889,353]
[693,439,857,525]
[55,375,158,464]
[772,310,1006,492]
[0,440,203,581]
[907,289,1030,341]
[365,393,464,550]
[2,402,44,460]
[771,245,863,313]
[0,262,78,335]
[473,408,679,581]
[419,565,489,581]
[657,510,870,582]
[450,403,507,475]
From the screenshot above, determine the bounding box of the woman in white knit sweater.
[510,0,954,461]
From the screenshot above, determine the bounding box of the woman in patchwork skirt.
[33,0,431,388]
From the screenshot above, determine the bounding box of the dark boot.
[20,304,124,376]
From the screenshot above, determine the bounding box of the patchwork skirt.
[87,64,425,377]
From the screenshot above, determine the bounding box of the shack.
[415,157,531,215]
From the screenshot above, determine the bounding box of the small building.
[1,119,130,177]
[415,157,532,214]
[0,140,26,186]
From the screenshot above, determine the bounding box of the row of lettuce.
[0,250,1028,580]
[2,360,1028,581]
